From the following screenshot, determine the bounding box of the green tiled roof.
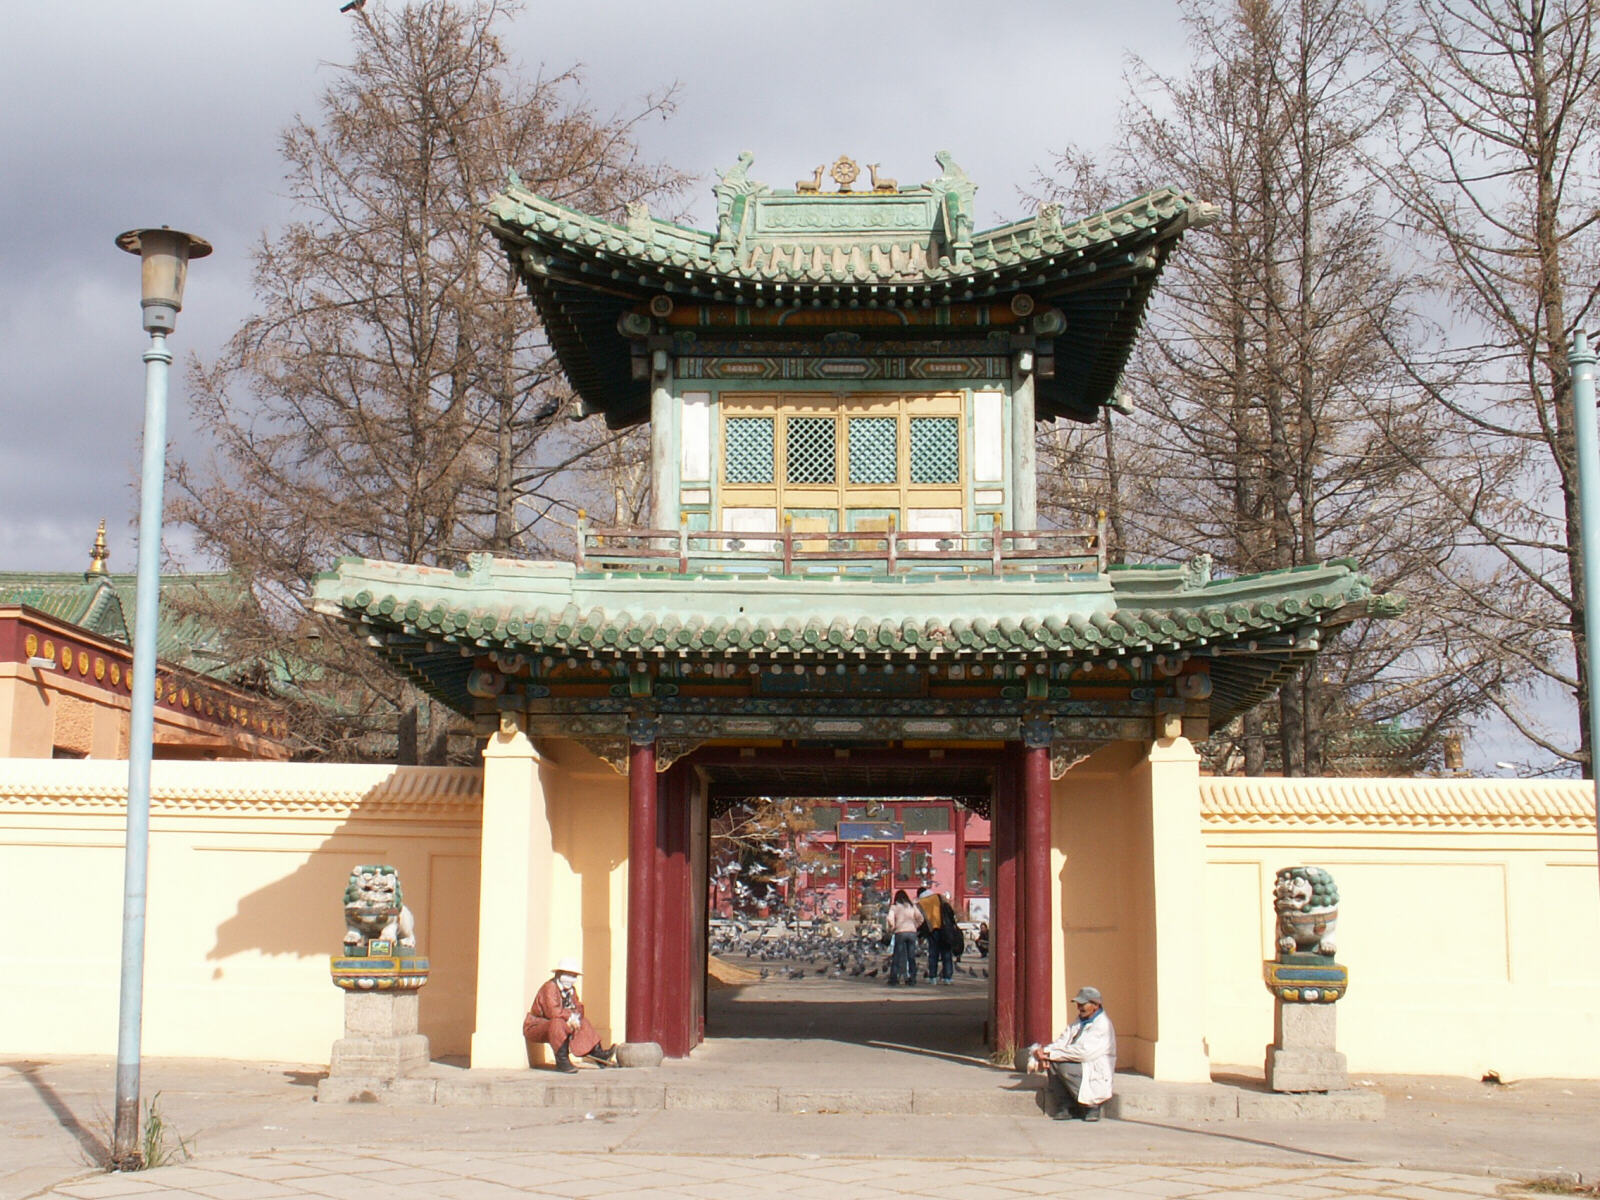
[311,554,1397,729]
[0,569,251,681]
[485,153,1217,427]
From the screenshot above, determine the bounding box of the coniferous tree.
[173,0,686,758]
[1037,0,1487,775]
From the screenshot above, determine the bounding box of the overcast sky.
[0,2,1562,771]
[0,0,1192,575]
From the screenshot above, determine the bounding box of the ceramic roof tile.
[312,553,1394,727]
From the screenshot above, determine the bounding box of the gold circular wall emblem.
[77,650,89,675]
[42,639,55,662]
[94,657,105,681]
[830,156,860,189]
[24,634,38,657]
[180,688,191,708]
[111,663,122,686]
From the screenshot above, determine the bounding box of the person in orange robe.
[522,957,616,1073]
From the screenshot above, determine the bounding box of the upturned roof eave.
[310,553,1395,723]
[487,183,1209,289]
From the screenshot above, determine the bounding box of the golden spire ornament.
[87,520,109,576]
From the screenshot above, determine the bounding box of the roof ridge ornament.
[714,151,769,247]
[87,520,110,578]
[626,200,652,239]
[928,151,976,266]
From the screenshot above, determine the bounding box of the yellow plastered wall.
[0,760,482,1063]
[1052,739,1210,1082]
[471,730,627,1069]
[1052,743,1143,1051]
[0,666,55,756]
[1200,777,1600,1078]
[541,737,629,1053]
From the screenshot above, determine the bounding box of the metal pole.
[1568,331,1600,889]
[111,330,172,1168]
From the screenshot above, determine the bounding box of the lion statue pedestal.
[1263,866,1349,1093]
[323,865,431,1087]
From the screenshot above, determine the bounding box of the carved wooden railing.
[573,512,1107,577]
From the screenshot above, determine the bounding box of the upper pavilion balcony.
[573,512,1108,579]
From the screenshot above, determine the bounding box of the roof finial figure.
[87,520,109,577]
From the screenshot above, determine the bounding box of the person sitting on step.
[1031,985,1117,1121]
[523,957,616,1073]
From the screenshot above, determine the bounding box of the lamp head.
[115,226,212,333]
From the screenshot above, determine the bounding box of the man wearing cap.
[1031,985,1117,1120]
[522,957,616,1073]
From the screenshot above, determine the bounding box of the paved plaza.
[6,1052,1597,1199]
[7,980,1597,1199]
[25,1147,1542,1200]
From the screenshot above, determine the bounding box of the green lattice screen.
[910,417,959,483]
[848,417,898,484]
[725,417,775,483]
[786,417,836,483]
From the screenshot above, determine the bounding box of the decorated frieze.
[4,611,289,744]
[675,355,1010,382]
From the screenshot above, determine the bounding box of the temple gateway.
[313,153,1397,1075]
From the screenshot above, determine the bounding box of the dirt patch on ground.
[707,954,761,989]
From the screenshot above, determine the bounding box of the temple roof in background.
[0,567,251,682]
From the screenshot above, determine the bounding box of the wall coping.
[0,759,482,817]
[1201,776,1596,832]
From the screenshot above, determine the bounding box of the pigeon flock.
[710,921,990,983]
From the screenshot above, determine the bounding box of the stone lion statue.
[342,864,416,952]
[1273,865,1339,958]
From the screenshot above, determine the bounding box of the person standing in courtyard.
[1031,985,1116,1120]
[885,889,924,985]
[925,891,959,983]
[523,957,616,1073]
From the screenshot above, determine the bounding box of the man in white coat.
[1032,985,1117,1121]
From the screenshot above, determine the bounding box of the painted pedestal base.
[1265,1001,1348,1093]
[330,991,430,1079]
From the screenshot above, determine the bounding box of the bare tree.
[1037,0,1487,775]
[710,799,822,919]
[172,0,686,758]
[1371,0,1600,772]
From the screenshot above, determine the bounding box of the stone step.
[316,1069,1384,1121]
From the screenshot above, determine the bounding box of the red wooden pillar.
[991,749,1019,1054]
[654,766,693,1057]
[1021,720,1054,1047]
[953,802,967,916]
[625,719,658,1045]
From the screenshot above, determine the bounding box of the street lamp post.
[110,226,210,1170]
[1569,330,1600,892]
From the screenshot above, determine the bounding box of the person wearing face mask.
[522,957,616,1073]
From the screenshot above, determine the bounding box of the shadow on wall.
[547,747,627,1051]
[201,768,481,1056]
[1057,744,1141,1033]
